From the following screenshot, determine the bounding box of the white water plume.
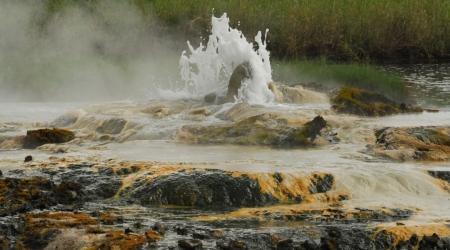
[178,13,274,104]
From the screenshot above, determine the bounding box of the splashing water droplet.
[179,13,274,104]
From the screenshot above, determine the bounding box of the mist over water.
[0,1,183,102]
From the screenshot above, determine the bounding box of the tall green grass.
[43,0,450,61]
[136,0,450,61]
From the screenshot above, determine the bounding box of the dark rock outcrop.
[24,155,32,162]
[0,177,83,216]
[22,128,75,149]
[227,62,251,103]
[429,170,450,192]
[130,170,277,208]
[331,87,422,116]
[127,170,335,208]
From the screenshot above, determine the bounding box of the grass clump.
[273,58,410,103]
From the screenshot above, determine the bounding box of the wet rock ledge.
[174,115,330,147]
[366,126,450,161]
[0,159,449,249]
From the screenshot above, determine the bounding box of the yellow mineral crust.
[229,171,335,202]
[193,190,351,222]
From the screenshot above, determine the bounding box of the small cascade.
[179,13,274,104]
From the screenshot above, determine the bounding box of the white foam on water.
[177,13,274,104]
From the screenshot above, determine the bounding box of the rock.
[301,240,319,249]
[176,225,189,235]
[268,82,284,102]
[96,118,128,134]
[222,103,251,121]
[174,115,328,147]
[277,84,329,104]
[409,234,419,246]
[130,170,276,208]
[24,155,33,162]
[204,92,217,103]
[227,62,251,102]
[178,239,203,249]
[85,226,106,234]
[278,238,294,250]
[124,228,133,234]
[152,222,166,235]
[146,230,163,243]
[320,237,339,250]
[99,214,124,225]
[0,177,86,215]
[53,180,83,204]
[193,231,209,240]
[330,87,422,116]
[217,239,248,250]
[367,127,450,161]
[22,128,75,149]
[395,241,412,250]
[419,233,440,249]
[188,108,211,116]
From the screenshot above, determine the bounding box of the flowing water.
[1,13,450,242]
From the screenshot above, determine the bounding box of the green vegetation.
[272,58,409,103]
[331,87,423,116]
[44,0,450,61]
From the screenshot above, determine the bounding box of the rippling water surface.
[382,63,450,110]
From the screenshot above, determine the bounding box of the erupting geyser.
[179,13,274,104]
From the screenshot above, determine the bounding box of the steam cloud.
[0,0,183,102]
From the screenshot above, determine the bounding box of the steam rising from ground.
[0,1,182,102]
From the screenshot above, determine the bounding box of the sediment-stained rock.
[96,117,128,134]
[173,115,329,147]
[0,177,82,215]
[367,126,450,161]
[331,87,422,116]
[22,128,75,149]
[429,170,450,192]
[277,84,329,104]
[127,170,335,208]
[0,158,449,250]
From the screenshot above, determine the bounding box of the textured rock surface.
[331,87,422,116]
[367,126,450,161]
[22,128,75,149]
[173,115,329,147]
[0,158,449,249]
[127,170,334,208]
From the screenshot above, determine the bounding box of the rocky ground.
[0,156,449,249]
[0,85,450,249]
